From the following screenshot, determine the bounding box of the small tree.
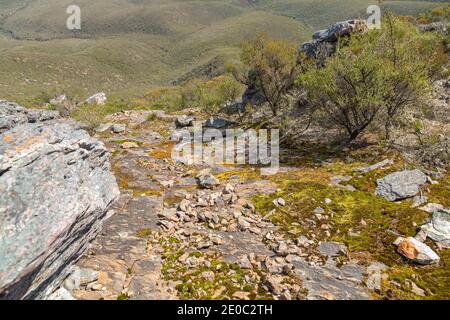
[234,34,302,116]
[298,14,444,141]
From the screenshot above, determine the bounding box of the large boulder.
[0,101,119,299]
[301,20,369,65]
[375,169,428,201]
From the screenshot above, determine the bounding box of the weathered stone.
[396,237,440,265]
[175,115,195,128]
[355,159,394,173]
[273,198,286,207]
[112,123,126,134]
[84,92,107,105]
[46,288,75,300]
[0,103,119,299]
[121,141,139,149]
[318,242,348,257]
[420,208,450,246]
[196,169,219,189]
[0,101,59,134]
[412,195,428,208]
[375,170,428,201]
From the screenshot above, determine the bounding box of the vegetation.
[233,34,302,116]
[0,0,446,104]
[298,14,446,141]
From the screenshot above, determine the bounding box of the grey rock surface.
[0,101,119,299]
[318,242,348,257]
[375,169,428,201]
[421,208,450,246]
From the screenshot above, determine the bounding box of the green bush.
[298,14,446,141]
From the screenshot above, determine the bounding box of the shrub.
[233,33,303,116]
[298,14,446,141]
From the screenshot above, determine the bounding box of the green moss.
[252,163,449,300]
[136,228,152,238]
[117,293,129,300]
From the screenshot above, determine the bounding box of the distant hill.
[0,0,447,104]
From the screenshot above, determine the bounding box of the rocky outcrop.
[301,20,369,66]
[0,101,119,299]
[375,169,428,201]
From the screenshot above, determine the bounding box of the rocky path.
[53,110,376,300]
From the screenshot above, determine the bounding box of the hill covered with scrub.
[0,0,448,104]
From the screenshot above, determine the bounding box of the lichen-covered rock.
[0,101,119,299]
[375,169,428,201]
[396,237,440,265]
[420,208,450,246]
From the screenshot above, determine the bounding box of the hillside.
[0,0,448,104]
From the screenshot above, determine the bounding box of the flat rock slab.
[376,170,428,201]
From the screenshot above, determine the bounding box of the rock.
[0,103,119,299]
[296,236,310,247]
[112,123,126,134]
[237,256,253,269]
[237,217,251,231]
[176,115,195,128]
[419,203,444,213]
[121,141,139,149]
[407,280,426,297]
[313,207,325,215]
[265,275,285,295]
[324,198,332,204]
[95,123,112,133]
[200,271,215,282]
[412,195,428,208]
[196,169,219,189]
[301,20,368,65]
[203,118,235,129]
[49,94,69,106]
[0,101,59,134]
[420,208,450,246]
[273,198,286,207]
[396,237,440,265]
[46,288,75,300]
[375,170,428,201]
[0,105,119,299]
[419,22,448,34]
[366,262,389,292]
[84,92,107,105]
[318,242,348,257]
[355,159,394,173]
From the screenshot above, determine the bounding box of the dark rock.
[301,20,368,65]
[0,102,119,299]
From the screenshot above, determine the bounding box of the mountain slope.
[0,0,447,104]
